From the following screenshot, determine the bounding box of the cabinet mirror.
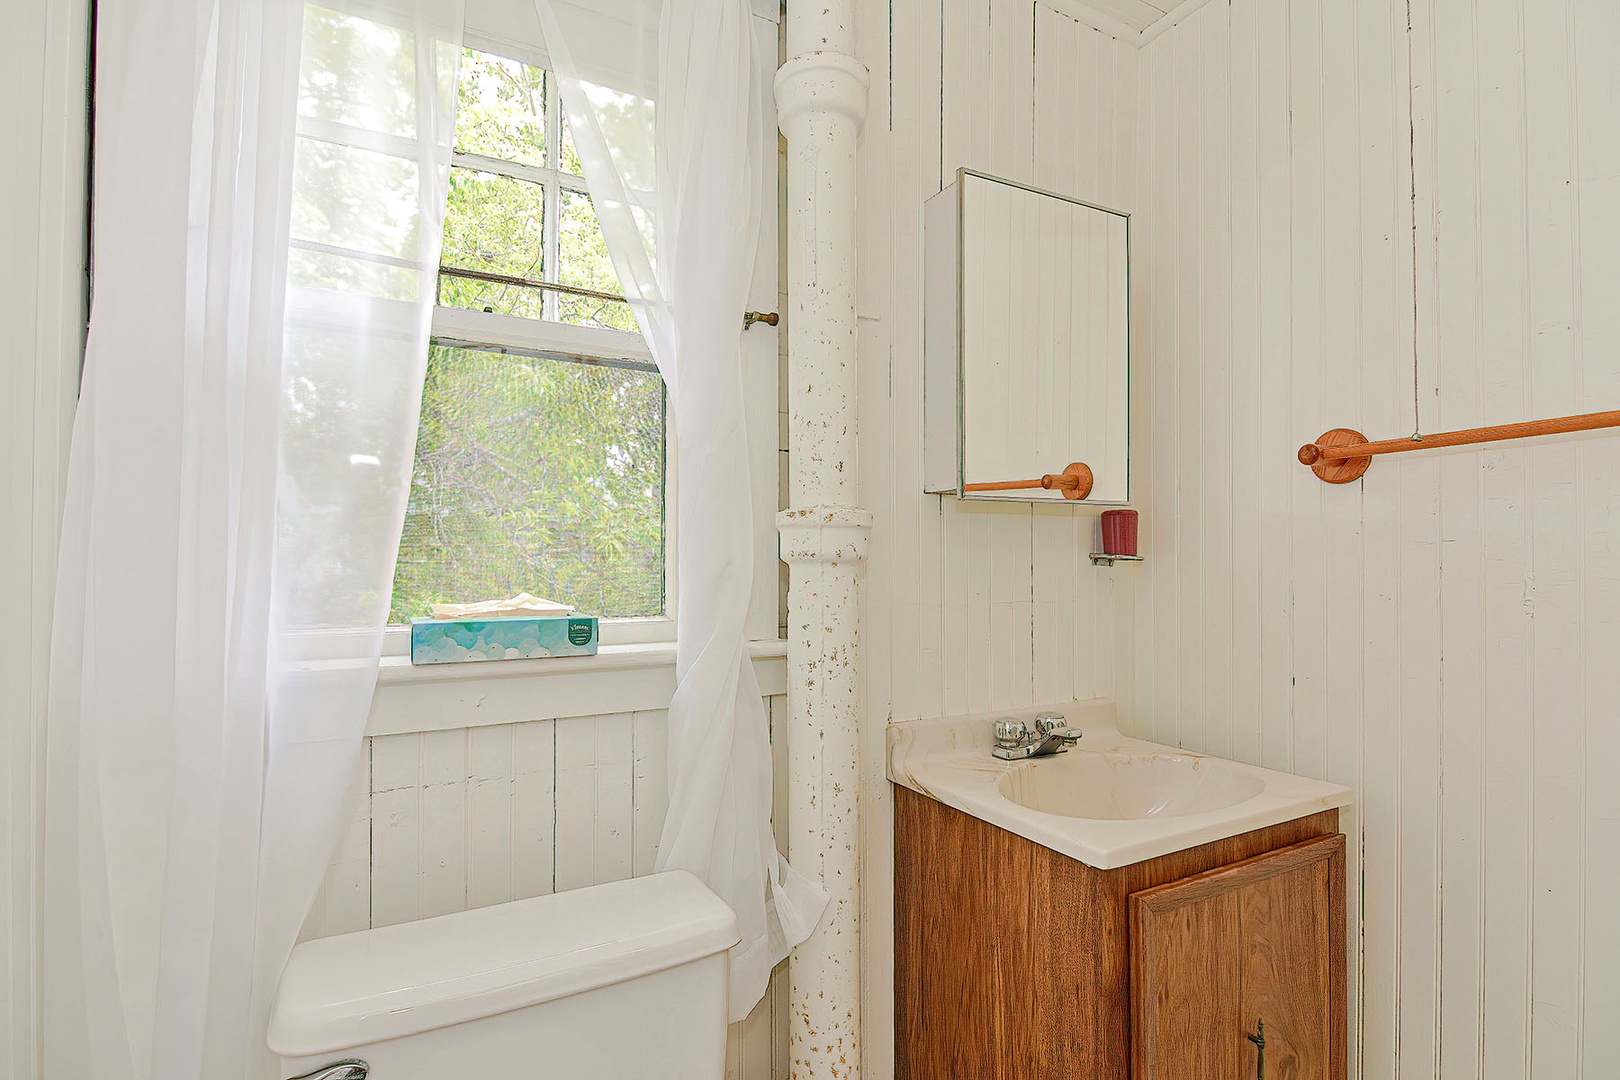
[924,168,1130,504]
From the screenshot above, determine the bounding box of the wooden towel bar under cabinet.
[961,461,1094,499]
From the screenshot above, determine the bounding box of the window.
[389,46,668,630]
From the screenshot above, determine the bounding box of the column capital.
[777,504,873,565]
[774,51,870,130]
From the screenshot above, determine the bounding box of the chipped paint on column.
[775,2,869,1074]
[778,508,868,1080]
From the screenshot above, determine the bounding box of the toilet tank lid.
[268,870,741,1058]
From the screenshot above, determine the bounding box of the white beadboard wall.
[860,0,1620,1076]
[1128,0,1620,1077]
[303,696,792,1077]
[1,1,88,1076]
[852,0,1141,1076]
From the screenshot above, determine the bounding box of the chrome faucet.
[992,712,1083,760]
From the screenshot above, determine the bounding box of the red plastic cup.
[1100,509,1138,556]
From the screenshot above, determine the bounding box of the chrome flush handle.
[287,1061,369,1080]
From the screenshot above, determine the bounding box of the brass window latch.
[743,311,779,330]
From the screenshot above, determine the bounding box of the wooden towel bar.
[1298,409,1620,483]
[963,461,1094,500]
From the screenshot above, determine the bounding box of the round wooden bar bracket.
[1044,461,1094,500]
[1299,429,1372,484]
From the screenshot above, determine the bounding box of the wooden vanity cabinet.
[893,786,1345,1080]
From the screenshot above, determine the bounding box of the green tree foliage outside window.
[388,46,665,623]
[392,345,665,623]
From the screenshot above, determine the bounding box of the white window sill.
[364,638,789,736]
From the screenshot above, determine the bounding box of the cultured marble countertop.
[887,699,1355,870]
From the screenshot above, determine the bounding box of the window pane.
[438,167,548,318]
[299,5,418,138]
[453,48,546,166]
[583,83,657,192]
[290,245,421,300]
[290,134,431,302]
[392,343,666,622]
[559,109,582,175]
[557,189,637,332]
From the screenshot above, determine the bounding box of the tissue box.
[410,615,599,664]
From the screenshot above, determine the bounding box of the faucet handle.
[1034,712,1082,744]
[994,719,1030,748]
[1033,712,1067,736]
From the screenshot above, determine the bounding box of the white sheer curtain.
[530,0,826,1020]
[43,2,461,1076]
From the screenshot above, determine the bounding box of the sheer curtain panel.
[43,2,461,1077]
[529,0,826,1021]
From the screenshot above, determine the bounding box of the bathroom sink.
[995,751,1266,820]
[888,700,1354,868]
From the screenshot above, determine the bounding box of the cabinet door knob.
[1245,1018,1266,1079]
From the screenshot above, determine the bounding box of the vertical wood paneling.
[1127,23,1158,738]
[1398,0,1446,1059]
[1033,6,1077,710]
[466,724,516,910]
[1132,1,1620,1076]
[1197,6,1231,763]
[1287,0,1327,785]
[1520,6,1582,1075]
[1254,0,1293,776]
[1431,2,1487,1073]
[555,712,634,892]
[912,0,946,725]
[1572,6,1620,1072]
[313,711,704,920]
[632,709,669,876]
[1172,24,1202,753]
[418,729,470,919]
[1477,0,1538,1072]
[1148,27,1178,750]
[512,718,555,899]
[370,733,424,928]
[1225,0,1261,770]
[1317,5,1367,1067]
[852,6,896,1070]
[727,991,766,1080]
[1354,2,1409,1072]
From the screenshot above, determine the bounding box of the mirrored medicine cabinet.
[924,168,1130,504]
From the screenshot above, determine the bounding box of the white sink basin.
[888,700,1355,868]
[996,752,1266,820]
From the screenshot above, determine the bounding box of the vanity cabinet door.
[1129,833,1346,1080]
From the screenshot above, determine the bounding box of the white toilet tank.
[269,870,740,1080]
